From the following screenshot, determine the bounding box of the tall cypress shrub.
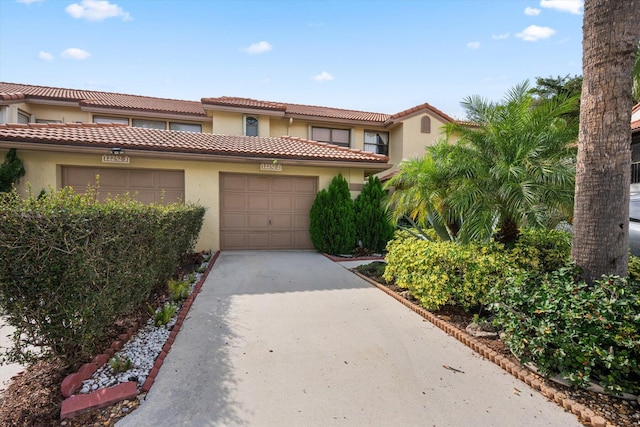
[354,176,395,253]
[0,149,25,193]
[309,174,356,255]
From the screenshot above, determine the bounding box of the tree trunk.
[572,0,640,283]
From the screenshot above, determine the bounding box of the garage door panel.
[158,171,184,188]
[247,176,270,191]
[271,177,293,192]
[271,195,293,211]
[130,171,155,188]
[248,194,270,210]
[222,193,246,210]
[220,173,317,250]
[162,191,184,204]
[222,214,245,229]
[270,214,292,229]
[248,214,269,228]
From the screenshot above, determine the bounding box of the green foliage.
[628,254,640,283]
[0,149,26,193]
[0,187,205,368]
[168,278,190,302]
[354,176,395,253]
[355,261,388,284]
[383,228,572,311]
[384,230,507,310]
[109,355,133,374]
[488,268,640,394]
[309,174,356,255]
[148,303,177,327]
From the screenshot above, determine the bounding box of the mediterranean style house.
[0,82,457,251]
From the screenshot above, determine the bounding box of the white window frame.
[132,118,166,130]
[244,115,259,136]
[169,122,202,133]
[93,116,129,125]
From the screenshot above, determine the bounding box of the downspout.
[287,117,293,136]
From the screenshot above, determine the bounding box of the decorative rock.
[465,322,499,339]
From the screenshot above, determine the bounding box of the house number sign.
[102,155,130,164]
[260,163,282,172]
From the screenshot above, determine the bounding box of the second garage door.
[62,166,184,204]
[220,173,318,250]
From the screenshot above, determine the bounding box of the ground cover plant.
[0,187,205,369]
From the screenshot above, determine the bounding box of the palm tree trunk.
[572,0,640,283]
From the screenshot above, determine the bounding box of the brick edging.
[352,271,611,427]
[322,253,385,262]
[60,251,221,420]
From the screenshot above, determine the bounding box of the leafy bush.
[0,149,25,193]
[309,174,356,255]
[0,187,205,368]
[488,268,640,394]
[354,176,395,254]
[383,228,572,310]
[383,230,507,310]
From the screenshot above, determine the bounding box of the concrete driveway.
[118,251,580,427]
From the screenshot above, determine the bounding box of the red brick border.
[352,271,613,427]
[60,251,220,420]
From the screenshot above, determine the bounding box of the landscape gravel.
[78,262,209,395]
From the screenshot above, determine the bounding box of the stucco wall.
[398,113,449,161]
[6,148,365,252]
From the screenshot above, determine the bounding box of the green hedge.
[383,228,572,310]
[0,188,205,368]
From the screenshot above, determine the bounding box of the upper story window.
[245,116,258,136]
[311,127,350,148]
[17,110,30,124]
[421,116,431,133]
[364,130,389,156]
[132,119,166,130]
[36,119,62,124]
[93,116,129,125]
[169,122,202,133]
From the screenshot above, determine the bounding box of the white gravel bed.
[79,257,210,394]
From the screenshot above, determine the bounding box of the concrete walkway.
[118,251,580,427]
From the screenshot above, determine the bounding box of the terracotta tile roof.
[203,96,390,123]
[388,102,455,123]
[0,92,25,102]
[0,82,206,117]
[632,119,640,132]
[0,123,389,163]
[200,96,286,112]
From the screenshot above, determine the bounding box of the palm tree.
[572,1,640,282]
[442,82,579,244]
[385,142,462,241]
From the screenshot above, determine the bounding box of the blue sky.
[0,0,584,119]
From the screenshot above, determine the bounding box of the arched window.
[421,116,431,133]
[245,116,258,136]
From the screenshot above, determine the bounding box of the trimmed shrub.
[309,174,356,255]
[383,228,572,310]
[488,268,640,394]
[354,176,395,254]
[0,148,25,193]
[0,187,205,368]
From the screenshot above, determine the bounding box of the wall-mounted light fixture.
[110,147,123,155]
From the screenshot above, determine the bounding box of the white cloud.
[38,51,54,61]
[540,0,583,14]
[313,71,334,82]
[492,33,510,40]
[243,41,272,54]
[516,25,556,42]
[525,7,541,16]
[65,0,132,21]
[17,0,44,4]
[61,48,91,59]
[467,41,481,49]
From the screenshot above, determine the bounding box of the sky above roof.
[0,0,584,120]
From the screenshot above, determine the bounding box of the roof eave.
[202,104,286,117]
[79,106,210,122]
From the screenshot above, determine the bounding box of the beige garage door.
[220,173,318,250]
[62,166,184,204]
